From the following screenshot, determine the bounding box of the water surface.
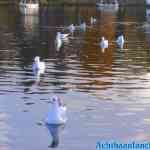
[0,4,150,150]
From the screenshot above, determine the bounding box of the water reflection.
[19,0,39,16]
[0,5,148,94]
[21,14,39,37]
[33,69,44,79]
[0,112,11,150]
[46,124,65,148]
[23,78,40,93]
[22,69,45,94]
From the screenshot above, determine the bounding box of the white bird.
[146,9,150,22]
[56,32,70,41]
[80,22,86,31]
[32,56,46,73]
[68,24,75,34]
[46,96,67,125]
[116,34,124,48]
[100,37,108,49]
[90,16,96,25]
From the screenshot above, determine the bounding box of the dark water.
[0,4,150,150]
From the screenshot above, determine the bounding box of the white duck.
[46,96,67,125]
[100,36,108,49]
[32,56,46,73]
[116,34,124,48]
[68,24,75,34]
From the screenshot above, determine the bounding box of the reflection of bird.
[116,34,124,48]
[100,37,108,49]
[46,124,65,148]
[33,69,43,83]
[55,36,63,51]
[32,56,45,73]
[45,96,67,125]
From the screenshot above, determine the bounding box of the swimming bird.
[45,96,67,125]
[146,9,150,22]
[68,24,75,34]
[32,56,45,73]
[100,36,108,49]
[116,34,124,48]
[56,32,70,41]
[90,16,96,25]
[80,22,86,31]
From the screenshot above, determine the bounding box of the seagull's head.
[101,37,105,41]
[51,96,62,106]
[34,56,40,63]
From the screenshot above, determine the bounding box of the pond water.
[0,4,150,150]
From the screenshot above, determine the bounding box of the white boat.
[96,0,119,12]
[19,0,39,15]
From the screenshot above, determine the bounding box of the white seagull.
[116,34,124,48]
[90,16,96,25]
[68,24,75,34]
[56,32,70,41]
[46,96,67,125]
[32,56,45,73]
[100,36,108,49]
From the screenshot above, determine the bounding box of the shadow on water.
[46,123,65,148]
